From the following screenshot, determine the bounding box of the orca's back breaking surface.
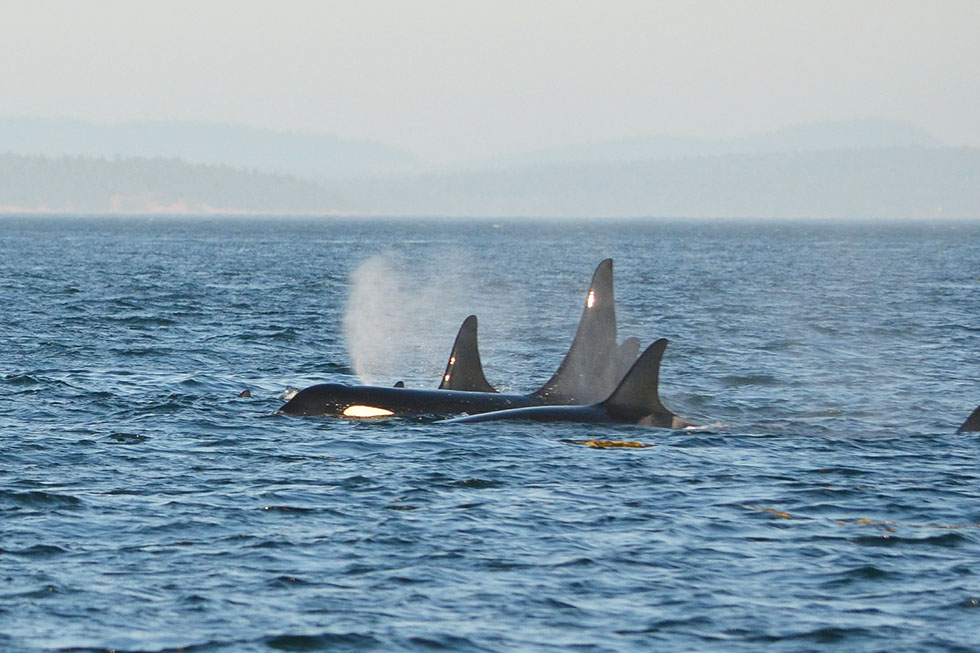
[958,404,980,433]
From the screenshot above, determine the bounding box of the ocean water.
[2,216,979,652]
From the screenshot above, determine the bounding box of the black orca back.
[958,404,980,433]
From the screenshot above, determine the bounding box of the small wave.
[262,505,315,514]
[682,422,726,432]
[115,346,168,357]
[1,490,82,508]
[407,634,488,651]
[177,377,207,389]
[616,615,712,634]
[851,531,969,548]
[808,322,841,336]
[4,543,68,558]
[816,466,869,477]
[720,374,780,387]
[548,556,596,568]
[670,432,733,447]
[110,315,178,327]
[238,326,300,342]
[821,564,891,588]
[36,340,74,350]
[182,593,210,604]
[841,564,890,580]
[123,395,195,416]
[265,632,381,651]
[3,373,41,386]
[267,575,310,588]
[936,322,980,333]
[107,432,149,445]
[760,338,805,351]
[338,475,374,488]
[450,478,503,489]
[774,625,873,645]
[482,560,533,571]
[15,584,62,599]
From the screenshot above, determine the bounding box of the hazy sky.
[2,0,978,161]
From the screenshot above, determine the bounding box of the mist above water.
[342,252,528,387]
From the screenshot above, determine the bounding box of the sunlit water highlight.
[2,216,979,651]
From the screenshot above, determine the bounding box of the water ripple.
[2,218,980,651]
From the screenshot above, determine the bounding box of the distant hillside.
[472,119,943,170]
[328,147,980,219]
[1,117,944,181]
[0,118,419,179]
[0,153,346,214]
[2,147,978,218]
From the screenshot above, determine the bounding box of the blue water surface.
[2,216,980,651]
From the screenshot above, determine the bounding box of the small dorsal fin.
[438,315,498,393]
[532,259,619,404]
[601,339,671,421]
[958,403,980,433]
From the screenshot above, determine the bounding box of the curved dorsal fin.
[958,403,980,433]
[438,315,498,393]
[600,339,672,421]
[532,259,619,404]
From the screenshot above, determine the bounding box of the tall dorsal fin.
[438,315,498,393]
[532,259,619,404]
[600,339,672,422]
[958,403,980,433]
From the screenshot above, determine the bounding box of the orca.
[440,339,694,429]
[279,259,634,418]
[958,404,980,433]
[277,382,541,418]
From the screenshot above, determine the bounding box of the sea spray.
[342,252,497,385]
[340,251,598,391]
